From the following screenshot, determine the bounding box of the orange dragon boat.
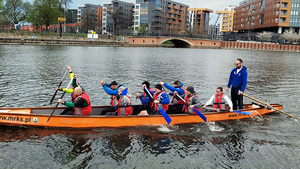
[0,103,282,128]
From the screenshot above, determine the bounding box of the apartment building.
[134,0,188,35]
[102,0,134,34]
[77,4,102,32]
[166,1,189,35]
[234,0,300,34]
[216,6,237,32]
[187,8,213,34]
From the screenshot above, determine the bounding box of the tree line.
[0,0,71,31]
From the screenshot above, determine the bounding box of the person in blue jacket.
[160,81,186,114]
[226,59,248,110]
[151,84,170,115]
[134,81,155,115]
[100,80,125,115]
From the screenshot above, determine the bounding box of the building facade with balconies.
[216,6,237,33]
[166,1,189,35]
[77,4,102,33]
[102,0,134,35]
[234,0,300,34]
[187,8,213,35]
[134,0,188,36]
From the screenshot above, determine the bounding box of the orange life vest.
[151,91,169,111]
[182,94,200,114]
[116,96,132,116]
[74,91,92,116]
[171,87,186,105]
[213,93,227,110]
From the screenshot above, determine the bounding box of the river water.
[0,45,300,168]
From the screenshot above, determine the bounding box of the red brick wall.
[128,37,300,51]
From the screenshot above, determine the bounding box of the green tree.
[0,0,3,10]
[0,0,9,28]
[3,0,31,24]
[28,0,62,31]
[136,26,147,35]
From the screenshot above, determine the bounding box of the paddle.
[50,70,68,105]
[203,107,251,115]
[176,94,207,122]
[239,91,297,118]
[47,76,74,122]
[121,87,128,96]
[145,87,172,125]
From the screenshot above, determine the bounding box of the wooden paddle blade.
[233,111,252,115]
[158,107,172,125]
[192,108,207,122]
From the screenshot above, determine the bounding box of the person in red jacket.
[58,78,92,116]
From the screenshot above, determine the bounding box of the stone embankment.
[0,33,129,47]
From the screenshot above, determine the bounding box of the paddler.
[160,81,185,114]
[226,59,248,110]
[134,81,155,115]
[203,87,233,112]
[100,87,132,115]
[150,84,170,114]
[178,86,201,114]
[101,80,125,107]
[115,87,132,116]
[56,66,85,103]
[58,74,92,116]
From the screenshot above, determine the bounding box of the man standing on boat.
[134,81,155,115]
[151,84,170,114]
[226,59,247,110]
[160,81,185,114]
[203,87,233,112]
[101,80,125,107]
[58,75,92,116]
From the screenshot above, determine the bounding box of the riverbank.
[0,32,129,47]
[0,37,128,47]
[1,32,299,52]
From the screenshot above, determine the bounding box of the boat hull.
[0,104,282,128]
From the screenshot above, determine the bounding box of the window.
[136,5,139,9]
[280,17,286,23]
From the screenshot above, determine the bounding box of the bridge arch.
[160,38,193,48]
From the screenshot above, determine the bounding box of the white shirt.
[205,94,233,109]
[236,66,243,74]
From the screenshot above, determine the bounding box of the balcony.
[281,3,288,8]
[280,17,286,23]
[280,10,287,15]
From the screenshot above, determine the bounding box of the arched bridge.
[128,37,222,48]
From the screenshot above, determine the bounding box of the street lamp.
[108,25,110,39]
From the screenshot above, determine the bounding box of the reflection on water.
[1,45,300,168]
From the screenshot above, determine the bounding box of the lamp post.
[108,25,110,39]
